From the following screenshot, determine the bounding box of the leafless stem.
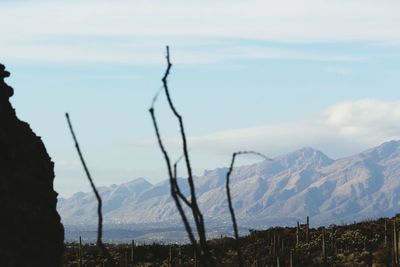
[65,113,111,259]
[149,108,202,263]
[226,151,272,267]
[149,46,214,266]
[151,86,164,108]
[173,156,191,208]
[162,46,213,265]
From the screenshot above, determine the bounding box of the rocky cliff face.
[0,64,64,266]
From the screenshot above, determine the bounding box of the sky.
[2,0,400,197]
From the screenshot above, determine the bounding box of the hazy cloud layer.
[151,99,400,158]
[1,0,399,63]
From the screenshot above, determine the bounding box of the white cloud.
[147,99,400,159]
[2,0,398,42]
[0,42,364,65]
[0,0,398,63]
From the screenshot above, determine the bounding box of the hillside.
[59,140,400,239]
[63,215,399,266]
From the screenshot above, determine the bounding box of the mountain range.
[58,140,400,239]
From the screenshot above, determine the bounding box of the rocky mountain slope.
[58,140,400,229]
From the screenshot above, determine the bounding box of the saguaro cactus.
[168,246,173,267]
[194,247,198,267]
[131,240,135,264]
[394,220,398,265]
[289,250,294,267]
[330,229,335,255]
[322,228,327,264]
[385,220,388,247]
[306,216,310,243]
[124,250,128,267]
[79,236,83,267]
[178,246,182,265]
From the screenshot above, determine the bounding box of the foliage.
[62,215,400,266]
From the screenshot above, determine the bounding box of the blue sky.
[2,0,400,196]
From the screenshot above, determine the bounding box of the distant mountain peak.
[294,146,329,157]
[363,140,400,160]
[58,140,400,230]
[375,140,400,151]
[277,146,333,170]
[122,177,152,187]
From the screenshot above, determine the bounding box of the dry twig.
[226,151,272,267]
[149,46,214,266]
[65,113,111,259]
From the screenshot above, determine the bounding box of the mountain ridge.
[58,140,400,229]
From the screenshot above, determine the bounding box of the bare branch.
[161,46,214,266]
[173,154,185,177]
[149,46,214,266]
[150,86,164,109]
[65,113,111,259]
[226,151,272,267]
[173,155,192,208]
[148,107,201,261]
[234,150,272,161]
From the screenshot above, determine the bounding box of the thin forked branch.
[226,151,272,267]
[148,107,202,262]
[149,46,214,267]
[161,46,212,264]
[65,113,111,258]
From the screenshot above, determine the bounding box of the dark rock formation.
[0,64,64,266]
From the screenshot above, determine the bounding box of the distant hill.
[58,140,400,232]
